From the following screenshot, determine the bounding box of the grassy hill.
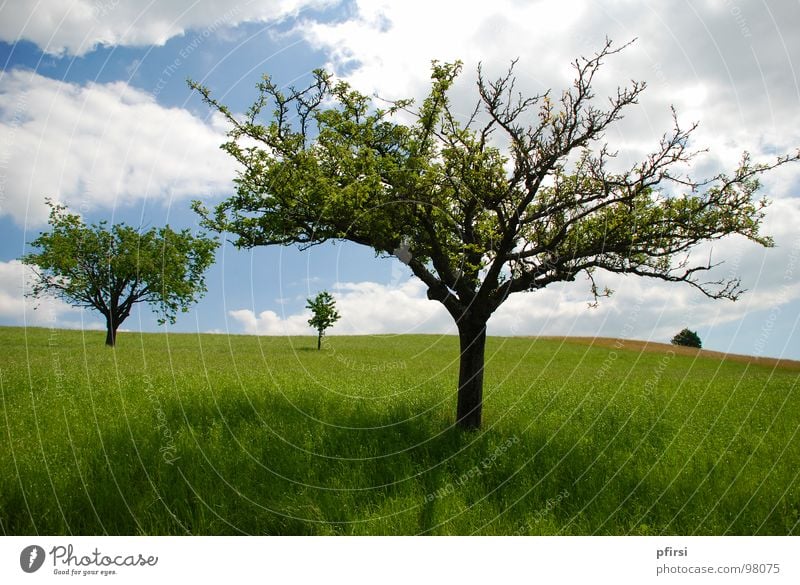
[1,326,798,535]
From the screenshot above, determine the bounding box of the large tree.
[23,201,217,347]
[190,40,798,429]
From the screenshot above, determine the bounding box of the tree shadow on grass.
[6,389,795,536]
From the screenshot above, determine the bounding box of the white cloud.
[0,0,334,56]
[0,259,101,328]
[0,69,234,226]
[332,279,454,334]
[298,1,800,174]
[229,307,311,336]
[229,278,454,335]
[0,260,33,320]
[300,0,590,103]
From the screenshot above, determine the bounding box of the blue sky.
[1,0,799,359]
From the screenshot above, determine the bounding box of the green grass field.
[1,326,798,535]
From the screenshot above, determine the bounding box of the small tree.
[671,328,702,348]
[23,200,217,347]
[191,39,799,429]
[306,291,340,349]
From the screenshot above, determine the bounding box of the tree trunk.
[105,317,119,347]
[456,319,487,430]
[317,330,322,350]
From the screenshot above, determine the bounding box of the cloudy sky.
[1,0,798,359]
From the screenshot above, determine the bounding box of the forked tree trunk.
[456,319,488,430]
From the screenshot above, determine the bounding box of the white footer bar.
[1,536,796,584]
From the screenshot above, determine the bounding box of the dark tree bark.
[104,306,128,347]
[105,316,119,347]
[317,330,322,350]
[456,319,488,430]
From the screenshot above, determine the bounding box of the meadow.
[1,326,798,535]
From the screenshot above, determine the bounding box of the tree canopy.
[23,201,217,346]
[190,39,799,429]
[671,328,702,349]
